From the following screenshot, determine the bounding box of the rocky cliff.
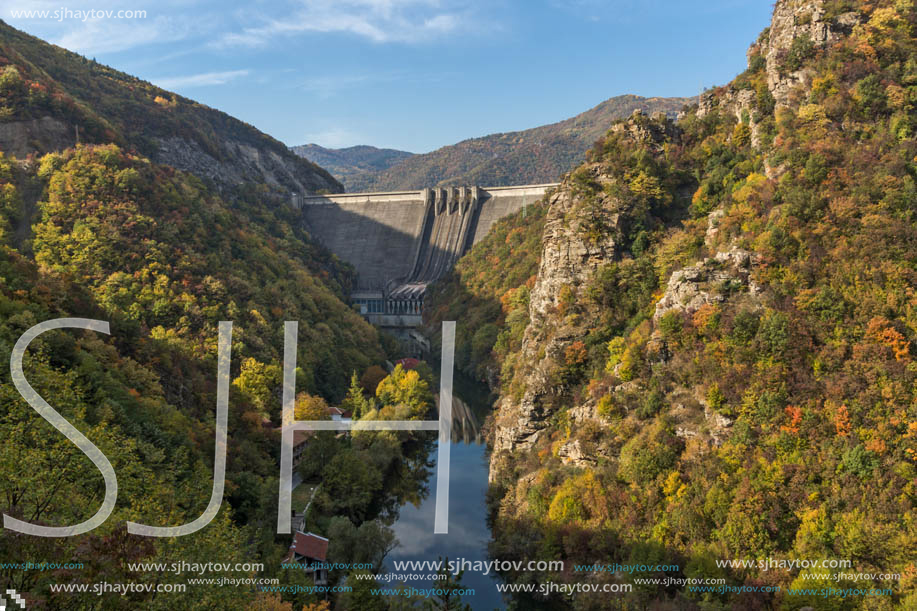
[762,0,862,108]
[490,113,680,468]
[489,0,871,484]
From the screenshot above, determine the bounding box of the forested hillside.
[0,21,392,609]
[349,95,689,192]
[426,0,917,608]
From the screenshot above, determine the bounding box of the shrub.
[618,422,681,485]
[756,311,790,357]
[855,74,888,114]
[636,387,665,420]
[782,35,816,74]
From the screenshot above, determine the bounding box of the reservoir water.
[385,374,505,610]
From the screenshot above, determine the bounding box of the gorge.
[0,0,915,607]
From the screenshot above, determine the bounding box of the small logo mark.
[1,588,25,610]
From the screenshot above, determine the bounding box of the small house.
[284,531,330,585]
[292,430,313,467]
[326,406,352,422]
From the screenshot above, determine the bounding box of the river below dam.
[385,372,505,610]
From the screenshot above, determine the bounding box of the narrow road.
[303,484,320,517]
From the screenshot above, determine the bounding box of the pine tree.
[341,371,371,419]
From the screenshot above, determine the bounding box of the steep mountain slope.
[0,146,386,608]
[426,0,917,608]
[0,20,341,195]
[353,94,691,191]
[291,143,413,191]
[0,21,389,609]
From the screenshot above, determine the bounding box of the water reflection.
[385,373,505,610]
[441,393,484,444]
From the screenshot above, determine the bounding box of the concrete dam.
[298,184,557,329]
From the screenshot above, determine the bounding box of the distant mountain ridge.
[291,144,413,192]
[299,94,691,192]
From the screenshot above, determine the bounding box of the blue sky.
[2,1,774,153]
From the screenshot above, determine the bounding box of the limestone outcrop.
[0,116,75,158]
[762,0,861,108]
[491,175,621,464]
[698,0,862,153]
[653,247,762,321]
[489,112,677,479]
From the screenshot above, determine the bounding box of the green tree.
[297,432,341,482]
[295,392,330,421]
[341,371,372,419]
[233,358,282,414]
[320,449,383,522]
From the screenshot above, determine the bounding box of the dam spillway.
[297,183,557,329]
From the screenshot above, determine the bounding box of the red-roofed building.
[284,531,330,584]
[395,357,420,370]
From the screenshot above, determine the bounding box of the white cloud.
[214,0,468,48]
[53,17,189,55]
[301,126,366,148]
[153,69,250,89]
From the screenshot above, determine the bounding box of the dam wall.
[298,191,428,291]
[299,184,557,295]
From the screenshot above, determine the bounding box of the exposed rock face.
[489,113,677,480]
[154,136,339,196]
[0,116,75,158]
[0,119,340,198]
[608,111,680,147]
[698,88,761,146]
[557,439,596,467]
[698,0,862,149]
[763,0,861,108]
[490,176,621,468]
[654,247,762,320]
[526,181,621,331]
[668,389,733,448]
